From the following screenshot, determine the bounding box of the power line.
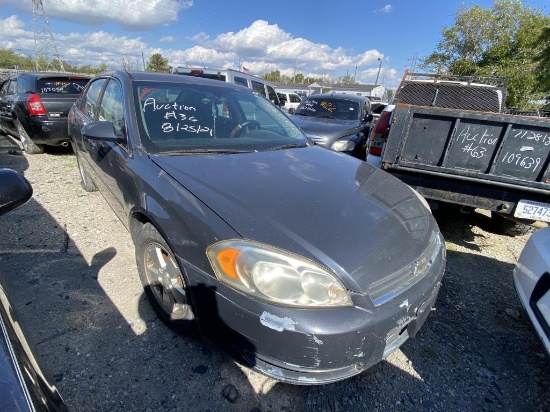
[407,52,421,71]
[32,0,65,71]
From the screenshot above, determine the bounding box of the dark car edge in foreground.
[0,168,68,411]
[68,70,446,384]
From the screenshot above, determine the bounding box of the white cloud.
[0,15,29,37]
[374,5,393,13]
[0,15,396,86]
[169,20,386,83]
[1,0,193,30]
[188,32,210,43]
[160,36,175,43]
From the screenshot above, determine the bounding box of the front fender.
[125,162,240,277]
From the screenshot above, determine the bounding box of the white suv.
[276,91,302,113]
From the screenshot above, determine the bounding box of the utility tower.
[32,0,65,71]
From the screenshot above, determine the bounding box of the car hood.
[291,115,360,141]
[150,146,438,294]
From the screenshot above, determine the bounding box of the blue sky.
[0,0,548,89]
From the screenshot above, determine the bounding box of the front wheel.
[73,145,97,192]
[135,223,195,333]
[16,119,44,154]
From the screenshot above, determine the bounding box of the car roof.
[101,70,260,93]
[305,93,367,102]
[13,72,91,79]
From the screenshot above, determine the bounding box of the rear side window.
[81,78,107,119]
[234,77,248,87]
[289,94,301,103]
[266,86,279,104]
[4,80,16,94]
[37,78,89,94]
[16,77,31,94]
[251,80,266,97]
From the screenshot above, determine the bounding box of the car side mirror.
[364,113,374,123]
[82,121,126,144]
[0,168,33,216]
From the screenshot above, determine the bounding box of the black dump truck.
[367,71,550,232]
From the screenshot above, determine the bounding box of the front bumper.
[184,245,445,384]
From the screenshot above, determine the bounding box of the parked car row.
[4,67,547,387]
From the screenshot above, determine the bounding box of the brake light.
[190,70,204,75]
[27,94,47,115]
[369,146,382,156]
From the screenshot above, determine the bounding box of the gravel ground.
[0,133,549,412]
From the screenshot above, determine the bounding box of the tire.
[16,119,44,154]
[74,148,97,192]
[135,223,195,333]
[490,211,534,236]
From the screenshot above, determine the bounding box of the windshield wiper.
[267,143,308,151]
[157,148,252,155]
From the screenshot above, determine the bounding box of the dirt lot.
[0,133,549,412]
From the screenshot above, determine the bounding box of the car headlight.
[207,240,352,308]
[331,137,356,152]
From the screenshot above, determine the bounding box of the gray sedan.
[68,71,446,384]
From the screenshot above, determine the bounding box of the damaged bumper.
[186,251,444,385]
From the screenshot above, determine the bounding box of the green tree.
[0,49,21,69]
[146,53,170,72]
[534,26,550,96]
[337,73,356,85]
[264,70,281,82]
[423,0,550,108]
[293,73,305,83]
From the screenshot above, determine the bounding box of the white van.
[171,67,282,107]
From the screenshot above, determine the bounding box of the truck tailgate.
[382,104,550,190]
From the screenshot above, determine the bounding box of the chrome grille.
[307,134,327,145]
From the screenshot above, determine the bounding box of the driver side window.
[99,80,124,133]
[82,79,107,119]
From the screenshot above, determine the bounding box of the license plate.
[514,200,550,222]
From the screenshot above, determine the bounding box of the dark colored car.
[290,93,373,160]
[68,70,446,384]
[0,72,90,154]
[0,168,68,411]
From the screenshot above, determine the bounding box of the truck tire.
[16,119,44,154]
[135,223,195,333]
[490,212,534,236]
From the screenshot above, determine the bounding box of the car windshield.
[294,97,360,120]
[134,81,308,154]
